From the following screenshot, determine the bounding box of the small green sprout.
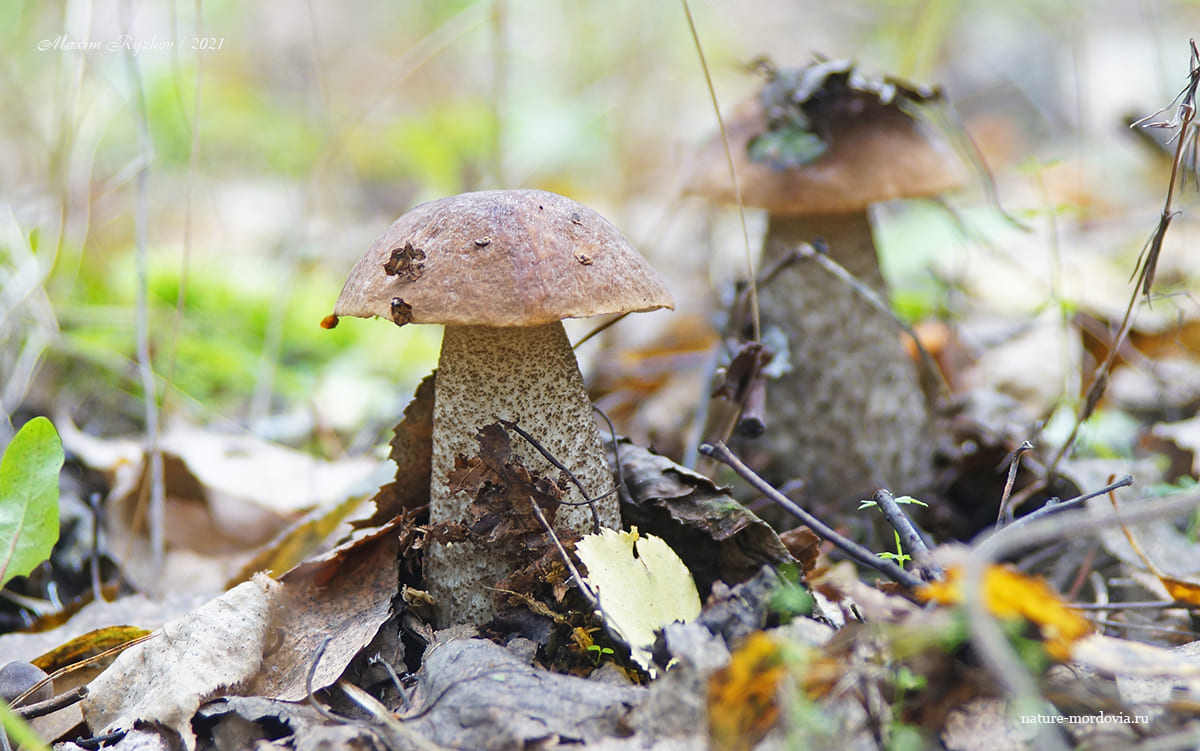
[586,644,615,665]
[857,495,928,570]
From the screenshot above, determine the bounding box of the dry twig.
[699,441,924,588]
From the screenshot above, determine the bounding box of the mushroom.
[325,189,673,626]
[688,60,963,506]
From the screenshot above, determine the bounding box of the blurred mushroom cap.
[687,62,965,215]
[332,189,674,327]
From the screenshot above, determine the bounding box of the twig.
[70,731,126,750]
[793,242,951,405]
[995,441,1034,527]
[872,489,932,562]
[1078,617,1199,639]
[1002,475,1133,537]
[305,637,347,726]
[14,686,87,720]
[1069,600,1193,610]
[519,482,634,661]
[338,680,449,751]
[523,492,601,615]
[15,631,158,710]
[699,441,923,588]
[500,419,611,532]
[367,654,411,711]
[592,405,631,506]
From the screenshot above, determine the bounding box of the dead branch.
[698,441,924,588]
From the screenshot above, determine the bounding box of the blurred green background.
[3,0,1199,456]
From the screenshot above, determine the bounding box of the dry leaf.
[706,631,785,751]
[246,516,405,700]
[919,565,1091,660]
[82,575,282,751]
[609,438,794,593]
[452,423,563,539]
[81,519,404,748]
[575,527,701,675]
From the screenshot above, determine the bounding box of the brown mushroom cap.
[332,189,674,327]
[686,93,965,215]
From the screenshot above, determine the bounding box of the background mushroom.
[688,60,964,511]
[326,189,673,626]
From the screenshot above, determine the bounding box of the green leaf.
[0,417,64,587]
[0,698,51,751]
[747,127,827,169]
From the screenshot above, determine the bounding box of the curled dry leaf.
[247,517,406,701]
[81,518,406,749]
[446,422,563,541]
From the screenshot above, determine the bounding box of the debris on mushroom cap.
[331,190,674,328]
[686,59,965,215]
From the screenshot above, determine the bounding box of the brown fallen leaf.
[449,423,563,542]
[81,517,407,749]
[247,516,407,701]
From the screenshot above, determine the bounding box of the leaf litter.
[17,33,1200,751]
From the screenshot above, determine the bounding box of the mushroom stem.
[748,212,933,504]
[426,322,619,626]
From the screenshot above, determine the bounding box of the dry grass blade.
[680,0,758,344]
[1048,40,1200,480]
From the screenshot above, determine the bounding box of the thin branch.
[995,440,1034,527]
[1002,475,1133,536]
[305,637,346,726]
[699,441,924,588]
[500,419,612,532]
[872,489,932,561]
[14,686,87,720]
[524,492,600,613]
[592,405,631,506]
[1069,600,1193,611]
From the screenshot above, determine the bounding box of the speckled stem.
[425,322,618,626]
[746,212,933,506]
